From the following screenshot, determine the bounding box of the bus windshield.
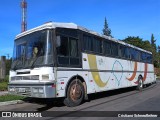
[11,30,53,70]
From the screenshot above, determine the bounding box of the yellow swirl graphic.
[87,54,108,87]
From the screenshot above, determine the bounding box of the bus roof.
[16,22,152,54]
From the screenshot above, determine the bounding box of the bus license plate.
[19,88,26,93]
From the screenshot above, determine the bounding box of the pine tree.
[102,17,112,37]
[158,46,160,53]
[150,34,158,67]
[158,46,160,67]
[151,34,156,51]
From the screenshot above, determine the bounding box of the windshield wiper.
[12,60,19,70]
[30,57,39,68]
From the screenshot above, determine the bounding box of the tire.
[137,76,143,91]
[64,79,84,107]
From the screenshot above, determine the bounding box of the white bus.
[8,22,156,107]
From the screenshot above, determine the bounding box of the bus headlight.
[42,74,49,80]
[39,88,44,93]
[33,88,38,93]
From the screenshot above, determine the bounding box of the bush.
[4,75,9,82]
[0,82,8,91]
[0,75,9,82]
[0,75,9,91]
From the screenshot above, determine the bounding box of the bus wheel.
[137,77,143,91]
[64,79,84,107]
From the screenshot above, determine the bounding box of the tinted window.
[70,38,78,57]
[125,47,130,59]
[111,43,118,56]
[130,48,139,61]
[83,35,102,54]
[120,45,125,58]
[69,38,79,65]
[141,52,146,62]
[83,35,92,51]
[56,28,78,38]
[56,36,69,56]
[93,37,102,53]
[146,53,152,63]
[104,41,111,55]
[56,35,79,66]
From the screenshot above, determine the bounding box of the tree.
[150,34,159,67]
[151,34,156,51]
[158,46,160,53]
[6,58,12,75]
[102,17,112,37]
[158,46,160,67]
[122,36,144,49]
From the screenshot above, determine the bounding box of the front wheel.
[64,79,84,107]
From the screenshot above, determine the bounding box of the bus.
[8,22,156,107]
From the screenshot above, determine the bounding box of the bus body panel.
[82,53,155,94]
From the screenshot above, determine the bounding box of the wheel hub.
[70,84,82,101]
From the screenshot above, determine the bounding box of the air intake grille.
[11,75,39,81]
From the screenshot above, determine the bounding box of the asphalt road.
[0,81,160,120]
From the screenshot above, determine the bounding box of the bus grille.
[11,75,39,81]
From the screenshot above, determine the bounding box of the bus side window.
[56,35,79,66]
[146,53,152,63]
[141,52,146,62]
[119,45,125,58]
[70,38,78,57]
[83,35,92,51]
[93,37,102,53]
[69,38,79,65]
[111,42,118,57]
[135,50,140,61]
[125,47,130,59]
[56,36,69,56]
[56,36,69,65]
[104,41,111,55]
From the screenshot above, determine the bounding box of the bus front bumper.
[8,82,56,98]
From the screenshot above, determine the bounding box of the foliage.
[0,94,25,102]
[0,76,9,91]
[122,36,153,52]
[6,58,12,75]
[0,75,9,82]
[122,34,160,68]
[102,17,112,37]
[123,36,144,49]
[0,81,8,91]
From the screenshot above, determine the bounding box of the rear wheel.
[64,79,84,107]
[137,76,143,91]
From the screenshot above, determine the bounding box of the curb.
[0,100,24,106]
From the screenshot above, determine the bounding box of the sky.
[0,0,160,57]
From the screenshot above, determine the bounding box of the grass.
[0,94,26,102]
[0,75,9,91]
[0,81,8,91]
